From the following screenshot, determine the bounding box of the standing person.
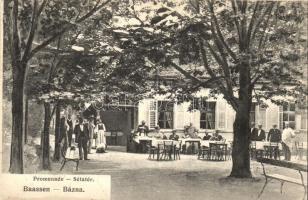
[255,124,266,141]
[95,118,107,153]
[87,116,96,153]
[137,120,149,136]
[282,123,295,161]
[74,117,90,160]
[267,124,282,142]
[250,123,258,141]
[66,114,73,146]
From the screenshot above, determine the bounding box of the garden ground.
[2,143,306,200]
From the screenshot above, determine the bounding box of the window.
[250,103,256,125]
[281,103,296,129]
[200,102,216,129]
[157,101,173,129]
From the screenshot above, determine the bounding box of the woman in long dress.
[95,119,107,153]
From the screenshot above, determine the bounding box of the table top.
[181,138,201,142]
[200,141,229,147]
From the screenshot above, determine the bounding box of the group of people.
[250,122,296,161]
[60,114,107,160]
[134,121,225,142]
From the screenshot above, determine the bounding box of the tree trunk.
[9,64,26,174]
[24,95,29,144]
[41,102,51,170]
[53,103,61,161]
[230,102,252,178]
[229,56,253,178]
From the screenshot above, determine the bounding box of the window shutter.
[149,100,157,129]
[279,106,283,129]
[217,101,226,129]
[257,105,267,128]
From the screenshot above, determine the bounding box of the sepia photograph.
[1,0,307,200]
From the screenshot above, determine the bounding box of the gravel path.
[2,144,307,200]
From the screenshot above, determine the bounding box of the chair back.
[156,140,164,149]
[163,140,174,150]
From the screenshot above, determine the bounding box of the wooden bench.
[257,158,307,200]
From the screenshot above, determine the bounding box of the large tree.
[4,0,112,173]
[112,0,307,177]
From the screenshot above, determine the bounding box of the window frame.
[199,101,216,130]
[281,103,296,129]
[157,100,174,129]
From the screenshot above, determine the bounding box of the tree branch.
[22,0,38,64]
[207,0,238,62]
[199,39,239,110]
[247,1,261,47]
[76,0,111,23]
[168,61,203,84]
[250,1,275,44]
[49,101,59,120]
[204,39,234,93]
[28,0,111,61]
[230,0,242,43]
[258,3,280,50]
[12,0,21,69]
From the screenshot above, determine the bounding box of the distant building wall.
[137,89,307,141]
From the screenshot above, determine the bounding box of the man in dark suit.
[74,117,90,160]
[255,124,266,141]
[267,124,281,142]
[250,123,258,141]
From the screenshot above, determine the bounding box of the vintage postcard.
[1,0,307,200]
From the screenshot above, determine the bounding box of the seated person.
[154,126,167,139]
[203,132,212,140]
[185,123,199,138]
[137,120,149,136]
[210,130,224,141]
[169,129,179,141]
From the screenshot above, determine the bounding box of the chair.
[174,140,182,160]
[295,142,304,160]
[161,141,174,160]
[148,140,158,160]
[198,141,210,160]
[198,145,210,160]
[227,142,233,160]
[210,143,227,161]
[60,144,79,171]
[250,141,257,159]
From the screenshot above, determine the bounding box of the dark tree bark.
[9,63,26,174]
[24,95,29,144]
[230,103,252,178]
[41,102,51,170]
[53,103,61,161]
[229,58,253,178]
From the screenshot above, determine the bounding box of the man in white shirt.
[282,123,295,161]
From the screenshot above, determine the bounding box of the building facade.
[137,89,307,141]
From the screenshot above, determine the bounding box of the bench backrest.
[257,158,307,172]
